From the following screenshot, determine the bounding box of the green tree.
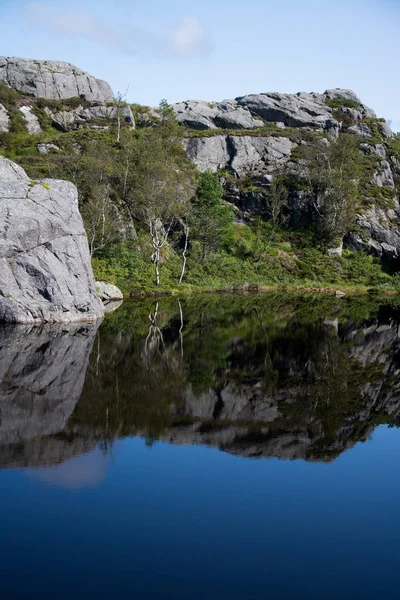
[302,134,363,250]
[190,170,234,261]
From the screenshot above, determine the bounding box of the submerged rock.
[0,157,104,324]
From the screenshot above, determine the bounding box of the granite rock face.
[0,157,104,323]
[185,135,295,176]
[236,92,339,134]
[174,100,263,130]
[0,57,114,102]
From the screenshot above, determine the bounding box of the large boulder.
[0,157,104,323]
[96,281,124,301]
[0,57,114,102]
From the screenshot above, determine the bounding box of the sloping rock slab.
[0,157,104,324]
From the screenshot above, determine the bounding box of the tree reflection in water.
[1,294,400,468]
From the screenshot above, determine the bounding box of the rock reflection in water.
[0,323,99,468]
[1,295,400,470]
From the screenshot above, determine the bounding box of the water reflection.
[1,294,400,470]
[0,323,99,468]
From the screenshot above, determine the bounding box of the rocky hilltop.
[0,157,104,323]
[0,57,114,102]
[1,56,400,289]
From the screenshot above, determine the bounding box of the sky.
[0,0,399,129]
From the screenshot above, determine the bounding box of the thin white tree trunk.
[179,224,189,285]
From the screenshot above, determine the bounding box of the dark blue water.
[1,295,400,599]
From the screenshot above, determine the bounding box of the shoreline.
[127,283,400,299]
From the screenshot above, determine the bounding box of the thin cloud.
[26,3,211,58]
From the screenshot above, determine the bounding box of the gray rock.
[341,106,364,121]
[19,105,42,134]
[174,99,261,130]
[236,92,339,133]
[0,157,104,324]
[324,88,362,104]
[229,135,295,177]
[381,121,394,139]
[328,242,343,257]
[381,242,397,260]
[373,160,395,189]
[0,56,114,102]
[360,143,386,158]
[346,205,400,257]
[37,142,60,154]
[0,102,10,132]
[321,89,376,118]
[45,102,134,132]
[184,134,295,176]
[96,281,124,301]
[347,124,373,137]
[184,136,230,172]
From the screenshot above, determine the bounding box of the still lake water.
[1,293,400,599]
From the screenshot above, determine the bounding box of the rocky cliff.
[0,157,104,323]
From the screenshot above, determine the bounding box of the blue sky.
[1,0,399,129]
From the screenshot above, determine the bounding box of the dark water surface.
[1,294,400,599]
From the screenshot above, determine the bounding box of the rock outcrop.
[236,91,339,135]
[0,157,104,323]
[173,89,374,136]
[185,135,295,176]
[0,57,114,102]
[174,100,263,130]
[44,103,135,132]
